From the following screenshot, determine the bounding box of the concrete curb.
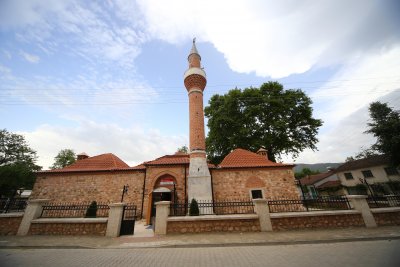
[1,235,399,250]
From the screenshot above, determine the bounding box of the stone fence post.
[347,195,377,228]
[106,203,125,237]
[17,199,50,236]
[154,201,170,235]
[253,199,273,232]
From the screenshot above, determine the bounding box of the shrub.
[189,198,200,216]
[85,201,98,218]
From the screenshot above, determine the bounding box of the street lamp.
[121,185,129,202]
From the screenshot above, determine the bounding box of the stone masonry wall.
[29,222,107,236]
[212,168,300,200]
[167,219,260,234]
[373,211,400,226]
[32,171,145,216]
[0,215,23,235]
[271,214,364,231]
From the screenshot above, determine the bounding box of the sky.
[1,0,400,169]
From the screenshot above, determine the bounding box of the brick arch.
[245,176,266,188]
[150,170,179,189]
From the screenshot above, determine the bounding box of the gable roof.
[299,170,336,185]
[38,153,136,173]
[141,153,216,168]
[316,180,342,189]
[218,148,293,168]
[335,154,390,172]
[144,154,190,166]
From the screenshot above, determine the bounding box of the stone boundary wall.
[167,215,260,234]
[29,218,107,236]
[0,213,24,235]
[156,198,400,235]
[372,208,400,226]
[271,211,364,231]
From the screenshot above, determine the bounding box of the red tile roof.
[131,164,146,170]
[299,170,336,185]
[316,180,342,189]
[143,153,216,168]
[38,153,138,173]
[145,154,190,165]
[218,148,292,168]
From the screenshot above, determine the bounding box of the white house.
[335,155,400,195]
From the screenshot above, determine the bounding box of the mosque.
[32,40,300,224]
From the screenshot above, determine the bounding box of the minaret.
[184,38,213,202]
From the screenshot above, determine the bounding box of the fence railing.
[367,195,400,208]
[40,202,110,218]
[0,198,28,213]
[123,204,137,220]
[267,196,352,213]
[170,199,255,216]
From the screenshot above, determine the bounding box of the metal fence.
[0,198,28,213]
[170,199,255,216]
[267,196,352,213]
[367,195,400,208]
[122,204,137,220]
[40,202,110,218]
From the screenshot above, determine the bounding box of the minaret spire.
[184,39,213,203]
[188,38,200,60]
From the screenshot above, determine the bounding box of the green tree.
[204,82,323,163]
[176,145,188,154]
[365,102,400,166]
[50,149,76,169]
[189,198,200,216]
[0,129,41,196]
[85,201,98,218]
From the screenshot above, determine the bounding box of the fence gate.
[119,204,136,236]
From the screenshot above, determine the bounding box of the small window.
[362,170,373,178]
[384,167,399,176]
[344,172,354,180]
[251,189,263,199]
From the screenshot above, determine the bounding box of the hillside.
[293,163,343,173]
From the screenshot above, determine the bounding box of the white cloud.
[1,0,146,69]
[312,46,400,127]
[0,64,12,77]
[2,50,12,59]
[136,0,399,78]
[281,44,400,164]
[3,0,400,165]
[22,122,188,169]
[2,71,158,119]
[287,88,400,164]
[19,51,40,63]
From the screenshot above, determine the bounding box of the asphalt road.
[1,239,399,267]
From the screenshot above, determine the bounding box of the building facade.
[32,41,300,223]
[336,155,400,195]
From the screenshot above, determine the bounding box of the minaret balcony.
[184,67,206,80]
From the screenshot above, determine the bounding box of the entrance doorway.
[150,187,172,222]
[145,174,178,225]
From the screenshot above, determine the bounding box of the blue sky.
[1,0,400,169]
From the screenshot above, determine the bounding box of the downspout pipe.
[140,169,146,219]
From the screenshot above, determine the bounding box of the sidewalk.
[1,226,399,249]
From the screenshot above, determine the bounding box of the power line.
[2,75,399,92]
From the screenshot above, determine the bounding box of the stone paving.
[1,225,399,249]
[1,240,400,267]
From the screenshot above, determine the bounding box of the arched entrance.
[146,174,177,225]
